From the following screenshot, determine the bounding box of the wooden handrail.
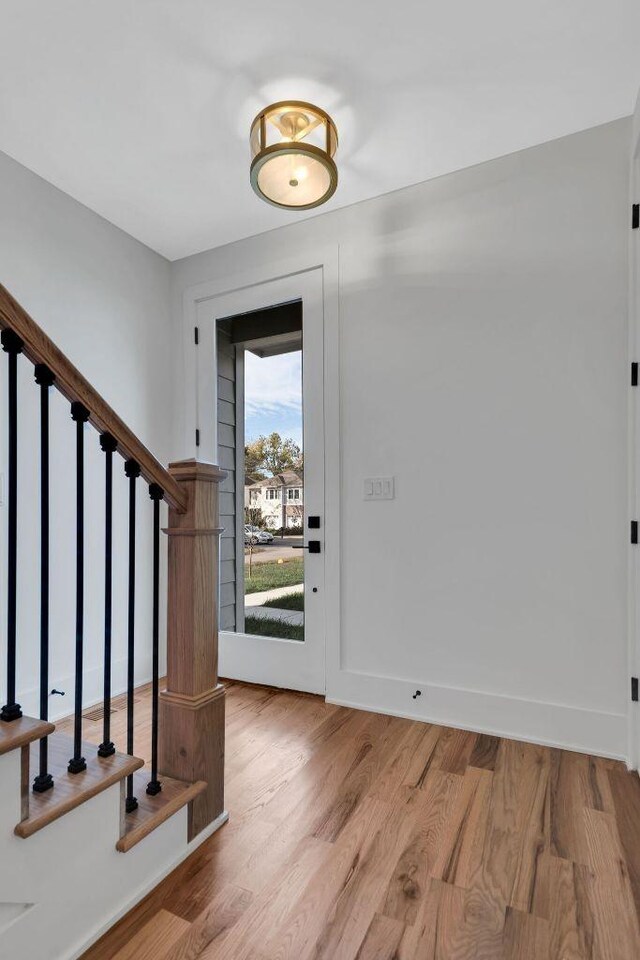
[0,283,187,513]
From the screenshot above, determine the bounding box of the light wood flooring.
[79,680,640,959]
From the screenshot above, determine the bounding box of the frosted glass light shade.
[250,101,338,210]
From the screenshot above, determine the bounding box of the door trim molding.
[181,246,341,696]
[628,94,640,769]
[234,345,246,634]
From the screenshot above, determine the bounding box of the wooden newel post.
[159,458,228,841]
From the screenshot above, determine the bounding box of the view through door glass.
[217,304,305,642]
[244,345,304,641]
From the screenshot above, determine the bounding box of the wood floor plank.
[431,726,477,776]
[231,817,313,896]
[225,690,315,764]
[255,708,373,831]
[354,913,404,959]
[579,807,640,959]
[608,767,640,926]
[380,771,461,924]
[503,906,549,960]
[310,713,393,842]
[110,908,190,960]
[233,827,362,960]
[400,723,443,790]
[469,733,501,771]
[431,765,492,885]
[396,877,448,959]
[446,884,508,959]
[549,749,616,863]
[311,712,413,843]
[262,798,394,960]
[225,741,309,822]
[480,739,548,912]
[548,857,590,960]
[198,837,333,960]
[310,799,419,960]
[363,722,430,803]
[400,877,505,960]
[80,682,640,960]
[509,748,549,915]
[161,885,253,960]
[163,803,276,920]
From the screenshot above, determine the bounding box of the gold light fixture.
[250,101,338,210]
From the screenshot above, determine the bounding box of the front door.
[195,270,325,694]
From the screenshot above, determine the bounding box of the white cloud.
[244,349,302,416]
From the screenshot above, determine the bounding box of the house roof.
[248,471,302,490]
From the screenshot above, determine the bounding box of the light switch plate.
[364,477,395,500]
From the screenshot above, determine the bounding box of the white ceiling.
[1,1,639,260]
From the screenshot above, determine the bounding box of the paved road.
[244,536,304,564]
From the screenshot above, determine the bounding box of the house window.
[287,488,301,500]
[267,488,279,500]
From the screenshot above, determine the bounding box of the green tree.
[244,441,266,482]
[245,433,302,477]
[244,506,265,528]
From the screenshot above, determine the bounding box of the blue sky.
[244,349,303,448]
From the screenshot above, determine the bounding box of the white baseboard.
[69,810,229,960]
[327,669,627,761]
[17,656,154,723]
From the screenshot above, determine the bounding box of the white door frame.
[628,97,640,769]
[181,248,340,695]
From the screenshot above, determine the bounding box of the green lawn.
[262,591,304,611]
[244,615,304,642]
[244,558,304,594]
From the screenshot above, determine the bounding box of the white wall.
[172,119,631,759]
[0,149,173,722]
[2,119,629,758]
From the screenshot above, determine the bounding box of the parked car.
[244,525,274,545]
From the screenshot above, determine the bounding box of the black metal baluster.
[146,483,163,796]
[124,459,140,811]
[68,401,89,774]
[33,364,55,792]
[98,434,117,758]
[1,329,24,723]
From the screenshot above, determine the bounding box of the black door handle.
[292,541,321,553]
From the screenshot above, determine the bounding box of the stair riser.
[0,768,190,960]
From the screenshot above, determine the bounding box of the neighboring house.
[245,470,304,528]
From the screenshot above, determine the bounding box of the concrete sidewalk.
[245,605,304,627]
[244,584,304,607]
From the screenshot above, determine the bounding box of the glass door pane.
[243,344,305,641]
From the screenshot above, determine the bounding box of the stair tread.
[0,715,54,756]
[116,771,207,852]
[15,732,144,839]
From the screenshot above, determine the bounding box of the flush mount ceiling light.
[250,101,338,210]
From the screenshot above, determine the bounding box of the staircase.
[0,284,227,959]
